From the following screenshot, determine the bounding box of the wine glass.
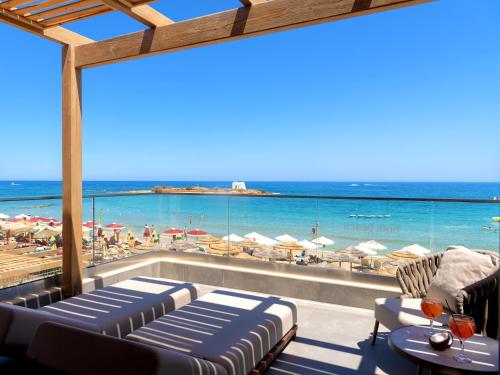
[448,314,476,364]
[420,298,443,337]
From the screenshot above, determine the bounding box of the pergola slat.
[39,3,112,27]
[75,0,432,68]
[27,0,101,21]
[100,0,172,27]
[0,0,37,10]
[12,0,71,16]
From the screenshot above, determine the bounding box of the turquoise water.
[0,181,499,253]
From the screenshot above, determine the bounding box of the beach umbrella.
[387,251,421,261]
[337,246,368,258]
[15,214,30,220]
[244,232,265,240]
[105,223,125,230]
[321,252,354,263]
[222,233,244,242]
[358,240,387,251]
[354,244,378,256]
[255,236,278,246]
[312,236,335,246]
[275,234,298,243]
[0,213,9,220]
[235,238,262,249]
[206,242,240,256]
[29,216,48,223]
[396,244,430,256]
[252,248,286,261]
[187,229,208,237]
[196,235,223,246]
[33,228,60,239]
[298,240,319,250]
[7,217,21,222]
[83,220,101,229]
[274,241,305,258]
[163,228,184,236]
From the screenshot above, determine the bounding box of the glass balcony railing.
[0,192,499,289]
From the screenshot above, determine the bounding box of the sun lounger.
[0,276,198,357]
[26,322,226,375]
[127,289,298,375]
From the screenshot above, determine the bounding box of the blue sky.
[0,0,499,182]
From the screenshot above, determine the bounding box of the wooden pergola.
[1,0,431,296]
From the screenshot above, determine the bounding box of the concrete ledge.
[81,251,401,309]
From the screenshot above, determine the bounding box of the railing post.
[62,44,83,296]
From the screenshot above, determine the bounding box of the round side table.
[389,325,499,375]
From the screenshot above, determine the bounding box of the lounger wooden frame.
[251,325,298,374]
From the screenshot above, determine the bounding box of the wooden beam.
[239,0,269,5]
[0,8,94,45]
[75,0,432,69]
[100,0,172,27]
[62,44,83,297]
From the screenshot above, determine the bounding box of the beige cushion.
[127,289,297,375]
[374,297,449,331]
[427,247,498,312]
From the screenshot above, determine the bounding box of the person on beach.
[151,226,158,246]
[49,235,57,251]
[143,224,150,244]
[128,232,135,248]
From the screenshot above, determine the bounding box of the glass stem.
[460,339,465,356]
[430,319,434,331]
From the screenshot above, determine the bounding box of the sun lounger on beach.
[0,276,198,356]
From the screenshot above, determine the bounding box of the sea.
[1,181,499,254]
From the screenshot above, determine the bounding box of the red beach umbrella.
[84,220,101,228]
[164,228,184,235]
[187,229,208,237]
[105,223,125,230]
[30,216,51,223]
[7,218,21,222]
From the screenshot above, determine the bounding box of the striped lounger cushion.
[126,289,298,375]
[40,276,198,338]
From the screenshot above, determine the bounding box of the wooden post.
[62,44,83,296]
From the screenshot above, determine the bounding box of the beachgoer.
[128,232,135,248]
[143,224,150,243]
[151,227,158,245]
[49,235,57,250]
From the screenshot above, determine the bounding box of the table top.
[389,325,499,375]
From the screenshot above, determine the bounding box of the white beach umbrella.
[275,234,298,243]
[255,236,278,246]
[298,240,319,250]
[397,244,430,256]
[244,232,265,240]
[0,213,9,220]
[15,213,30,219]
[358,240,387,251]
[312,236,335,246]
[222,233,244,242]
[354,244,378,256]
